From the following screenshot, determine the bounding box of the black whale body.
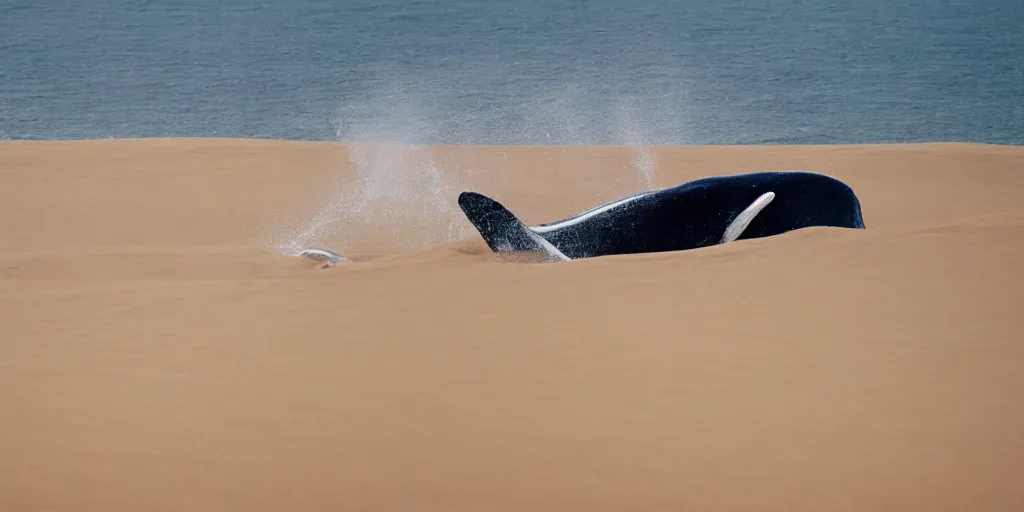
[459,171,865,260]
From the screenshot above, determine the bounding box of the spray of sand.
[268,77,688,258]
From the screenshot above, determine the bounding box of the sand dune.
[2,139,1023,511]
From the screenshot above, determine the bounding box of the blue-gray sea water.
[2,0,1022,145]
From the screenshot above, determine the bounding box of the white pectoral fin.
[720,191,775,244]
[299,248,346,266]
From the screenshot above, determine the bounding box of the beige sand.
[1,138,1022,511]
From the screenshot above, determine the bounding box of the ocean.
[2,0,1022,145]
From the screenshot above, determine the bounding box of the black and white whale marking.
[458,171,865,261]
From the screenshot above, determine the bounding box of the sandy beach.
[2,138,1022,511]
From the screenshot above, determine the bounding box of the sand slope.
[2,139,1023,511]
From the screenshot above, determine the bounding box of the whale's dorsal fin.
[458,192,570,262]
[721,191,775,244]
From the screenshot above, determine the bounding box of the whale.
[457,171,865,261]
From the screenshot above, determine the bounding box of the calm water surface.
[2,0,1022,144]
